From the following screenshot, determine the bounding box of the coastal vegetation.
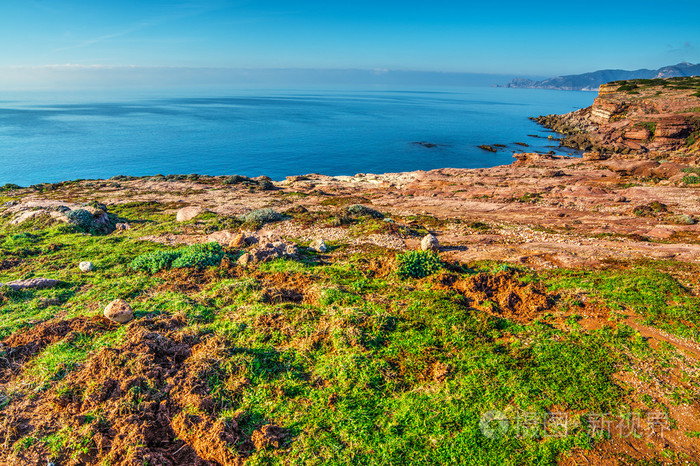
[1,182,700,464]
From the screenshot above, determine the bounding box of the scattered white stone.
[309,238,327,253]
[79,261,93,272]
[421,234,440,252]
[103,299,134,324]
[176,206,204,222]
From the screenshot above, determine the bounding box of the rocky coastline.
[1,78,700,464]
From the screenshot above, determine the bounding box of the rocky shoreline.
[531,77,700,157]
[3,77,699,270]
[2,78,700,464]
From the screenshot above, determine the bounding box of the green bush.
[65,209,95,230]
[238,208,285,225]
[171,243,225,269]
[130,242,224,273]
[396,250,443,278]
[682,175,700,185]
[0,183,22,192]
[346,204,384,219]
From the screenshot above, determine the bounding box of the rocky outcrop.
[4,201,115,233]
[176,206,204,222]
[1,278,62,291]
[533,77,700,157]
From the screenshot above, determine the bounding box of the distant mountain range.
[503,62,700,91]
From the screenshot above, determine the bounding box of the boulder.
[103,299,134,324]
[421,234,440,252]
[237,253,251,266]
[176,206,203,222]
[115,222,131,231]
[309,238,327,253]
[79,261,93,272]
[229,232,247,248]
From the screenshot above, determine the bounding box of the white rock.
[103,299,134,324]
[309,238,327,253]
[421,234,439,252]
[176,206,204,222]
[79,261,93,272]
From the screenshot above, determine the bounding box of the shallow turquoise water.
[0,87,594,185]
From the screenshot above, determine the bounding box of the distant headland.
[502,62,700,91]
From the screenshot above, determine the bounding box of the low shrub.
[130,242,224,273]
[346,204,384,219]
[0,183,22,191]
[396,250,443,278]
[65,209,95,230]
[238,208,285,226]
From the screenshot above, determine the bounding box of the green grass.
[2,204,700,463]
[542,264,700,338]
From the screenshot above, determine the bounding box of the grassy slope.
[1,200,700,464]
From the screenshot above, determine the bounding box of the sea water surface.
[0,87,594,185]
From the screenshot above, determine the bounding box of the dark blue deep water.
[0,87,594,185]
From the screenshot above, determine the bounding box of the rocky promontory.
[533,76,700,157]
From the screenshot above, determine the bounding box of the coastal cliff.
[533,76,700,157]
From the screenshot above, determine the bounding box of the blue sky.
[1,0,699,87]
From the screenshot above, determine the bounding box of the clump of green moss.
[396,250,443,278]
[130,242,224,273]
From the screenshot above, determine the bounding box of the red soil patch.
[0,315,286,465]
[154,262,237,294]
[0,316,114,383]
[253,271,317,305]
[433,271,553,323]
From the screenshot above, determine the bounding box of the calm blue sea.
[0,87,594,186]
